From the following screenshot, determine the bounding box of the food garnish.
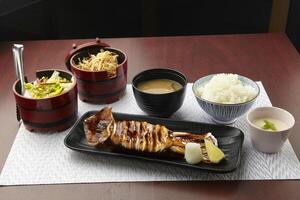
[84,106,224,164]
[77,49,118,76]
[185,143,203,164]
[24,71,73,99]
[204,139,225,164]
[262,120,277,131]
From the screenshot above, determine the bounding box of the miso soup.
[137,79,182,94]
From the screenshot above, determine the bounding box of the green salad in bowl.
[24,71,74,99]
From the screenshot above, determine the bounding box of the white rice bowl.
[196,74,257,104]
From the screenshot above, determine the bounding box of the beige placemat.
[1,82,300,186]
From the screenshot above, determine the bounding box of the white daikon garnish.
[185,143,203,164]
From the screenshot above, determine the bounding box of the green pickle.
[262,120,277,131]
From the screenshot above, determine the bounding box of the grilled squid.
[84,107,220,163]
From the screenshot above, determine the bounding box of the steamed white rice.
[196,74,257,104]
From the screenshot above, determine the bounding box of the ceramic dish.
[132,68,187,117]
[13,69,78,132]
[65,38,127,103]
[247,106,295,153]
[192,74,260,124]
[64,111,244,172]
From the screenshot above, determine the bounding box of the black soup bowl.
[132,68,187,117]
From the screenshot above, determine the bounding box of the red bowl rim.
[13,69,77,100]
[69,47,128,74]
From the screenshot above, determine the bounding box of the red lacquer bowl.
[65,38,128,103]
[13,69,78,132]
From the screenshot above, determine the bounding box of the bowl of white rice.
[192,73,260,124]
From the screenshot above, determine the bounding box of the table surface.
[0,33,300,199]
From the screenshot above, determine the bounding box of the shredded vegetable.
[77,49,118,76]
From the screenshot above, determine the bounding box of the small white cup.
[246,107,295,153]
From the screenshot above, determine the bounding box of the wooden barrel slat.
[23,113,77,132]
[77,77,127,95]
[79,88,126,103]
[18,99,78,123]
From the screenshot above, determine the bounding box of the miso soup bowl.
[132,68,187,117]
[13,69,78,132]
[66,39,128,103]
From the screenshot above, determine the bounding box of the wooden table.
[1,33,300,199]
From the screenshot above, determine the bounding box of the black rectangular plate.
[64,111,244,172]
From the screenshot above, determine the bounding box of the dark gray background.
[1,0,299,52]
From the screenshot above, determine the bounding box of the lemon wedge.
[204,139,225,163]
